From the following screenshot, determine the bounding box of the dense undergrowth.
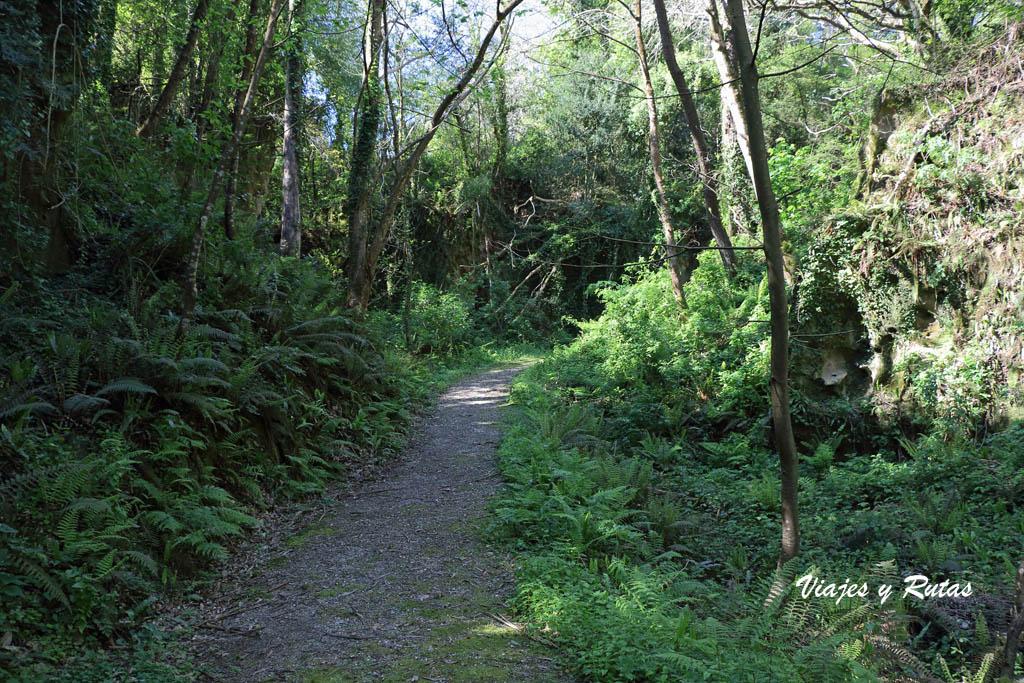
[0,233,536,679]
[492,262,1022,681]
[4,2,1024,680]
[490,37,1024,681]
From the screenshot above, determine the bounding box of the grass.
[284,524,339,549]
[315,583,363,599]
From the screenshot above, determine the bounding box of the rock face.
[820,348,848,387]
[792,39,1024,429]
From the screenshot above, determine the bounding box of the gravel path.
[190,366,567,682]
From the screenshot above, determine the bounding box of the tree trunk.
[708,0,799,563]
[137,0,213,137]
[346,0,523,313]
[344,0,386,310]
[279,0,302,257]
[707,6,755,185]
[632,0,689,305]
[236,115,277,221]
[491,25,509,188]
[224,0,263,239]
[402,238,413,350]
[651,0,735,276]
[25,0,95,274]
[183,0,286,315]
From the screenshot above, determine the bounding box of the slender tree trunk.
[279,0,302,256]
[347,0,523,312]
[224,0,263,239]
[382,12,401,161]
[402,237,413,350]
[719,103,745,235]
[137,0,213,137]
[651,0,735,276]
[491,24,509,188]
[707,7,755,185]
[485,26,508,304]
[708,0,799,563]
[632,0,688,304]
[183,0,286,315]
[344,0,386,310]
[453,112,475,172]
[196,0,242,137]
[1005,556,1024,678]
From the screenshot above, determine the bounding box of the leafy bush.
[492,368,885,682]
[0,245,426,668]
[491,257,1022,680]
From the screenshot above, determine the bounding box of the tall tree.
[18,0,98,274]
[184,0,287,314]
[344,0,386,310]
[137,0,213,137]
[344,0,524,312]
[631,0,690,304]
[651,0,735,276]
[224,0,264,239]
[280,0,302,256]
[708,0,799,563]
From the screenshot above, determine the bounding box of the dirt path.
[190,366,567,682]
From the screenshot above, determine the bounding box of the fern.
[864,634,942,682]
[62,393,111,417]
[11,553,70,608]
[763,557,801,611]
[95,377,157,397]
[120,549,158,576]
[0,397,59,418]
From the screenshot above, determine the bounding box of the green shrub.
[0,243,424,667]
[406,281,475,354]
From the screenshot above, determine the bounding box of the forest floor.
[184,366,568,682]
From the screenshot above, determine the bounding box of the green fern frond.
[837,638,864,661]
[141,510,183,534]
[65,496,112,515]
[164,391,229,420]
[864,634,940,682]
[51,463,93,506]
[821,602,872,637]
[96,377,157,397]
[938,655,954,683]
[57,507,83,541]
[176,374,233,389]
[763,557,801,611]
[191,540,229,562]
[974,609,990,648]
[970,652,994,683]
[121,549,158,576]
[191,324,241,344]
[177,357,230,375]
[0,399,60,419]
[215,506,258,528]
[95,549,118,579]
[62,393,111,417]
[12,554,69,608]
